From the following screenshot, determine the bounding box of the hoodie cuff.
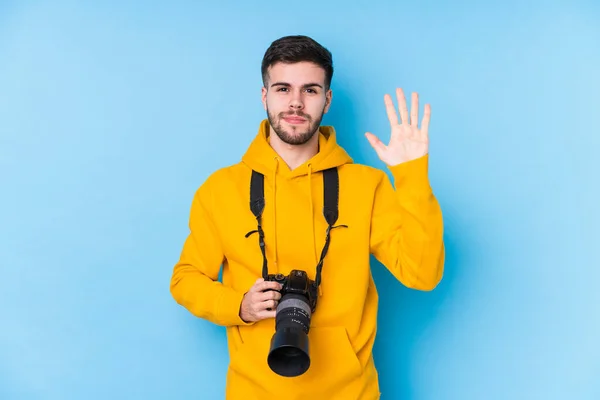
[387,154,433,200]
[217,287,256,326]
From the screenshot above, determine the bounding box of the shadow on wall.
[326,84,465,398]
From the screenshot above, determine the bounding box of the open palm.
[365,88,430,166]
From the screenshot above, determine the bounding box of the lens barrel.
[267,294,312,377]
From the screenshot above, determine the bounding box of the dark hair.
[261,35,334,90]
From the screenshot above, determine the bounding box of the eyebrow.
[270,82,323,89]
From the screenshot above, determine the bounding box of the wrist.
[238,292,250,323]
[388,154,432,198]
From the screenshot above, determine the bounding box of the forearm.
[170,262,249,326]
[392,190,445,290]
[171,179,252,326]
[391,154,444,289]
[371,154,445,290]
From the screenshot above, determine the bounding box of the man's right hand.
[239,278,283,323]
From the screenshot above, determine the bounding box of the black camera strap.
[245,167,346,289]
[248,169,268,280]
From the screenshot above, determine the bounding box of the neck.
[268,127,320,170]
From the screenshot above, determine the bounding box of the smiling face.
[261,61,332,146]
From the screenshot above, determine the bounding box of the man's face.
[262,61,332,146]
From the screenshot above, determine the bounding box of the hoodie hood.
[242,119,353,177]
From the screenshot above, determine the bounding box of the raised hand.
[365,88,430,166]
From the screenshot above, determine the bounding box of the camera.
[265,269,318,377]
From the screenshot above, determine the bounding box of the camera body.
[266,270,318,312]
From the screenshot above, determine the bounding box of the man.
[170,35,444,399]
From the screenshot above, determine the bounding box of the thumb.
[365,132,386,156]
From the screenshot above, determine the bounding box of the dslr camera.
[265,269,318,377]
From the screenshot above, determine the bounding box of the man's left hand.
[365,88,430,166]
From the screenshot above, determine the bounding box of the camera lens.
[267,293,312,377]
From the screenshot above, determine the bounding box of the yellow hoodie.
[170,119,445,400]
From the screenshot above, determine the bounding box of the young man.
[170,35,444,399]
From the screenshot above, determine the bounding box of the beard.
[267,107,325,146]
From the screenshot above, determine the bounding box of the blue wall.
[1,1,599,399]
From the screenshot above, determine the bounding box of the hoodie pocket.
[299,326,363,383]
[229,325,362,393]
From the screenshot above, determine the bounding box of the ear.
[261,86,267,111]
[323,89,333,113]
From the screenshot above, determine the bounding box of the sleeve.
[170,176,253,326]
[369,154,445,291]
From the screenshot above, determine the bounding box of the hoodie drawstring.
[307,164,318,266]
[272,157,279,273]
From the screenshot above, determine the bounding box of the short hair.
[261,35,334,90]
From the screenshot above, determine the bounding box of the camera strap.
[245,167,347,289]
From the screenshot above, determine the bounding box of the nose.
[289,91,304,110]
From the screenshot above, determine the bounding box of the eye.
[305,88,317,94]
[277,87,289,92]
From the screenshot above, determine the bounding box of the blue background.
[1,1,599,399]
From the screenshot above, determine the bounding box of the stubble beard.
[267,107,325,146]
